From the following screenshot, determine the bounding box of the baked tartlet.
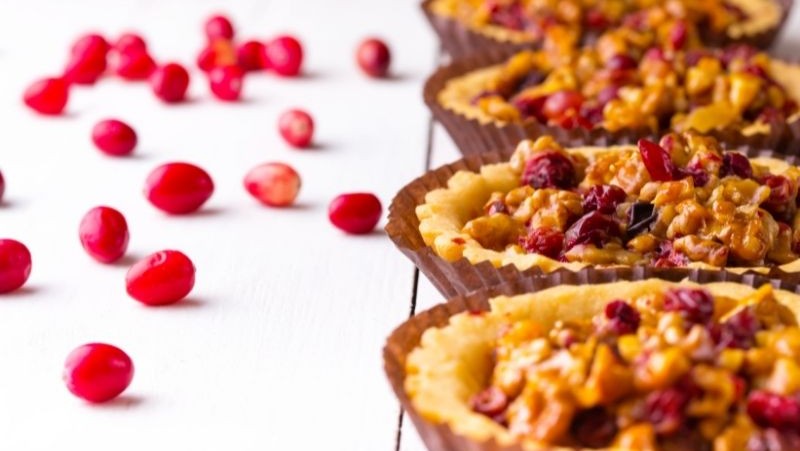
[396,279,800,450]
[423,0,793,58]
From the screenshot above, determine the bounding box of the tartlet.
[426,28,800,156]
[423,0,793,59]
[391,278,800,450]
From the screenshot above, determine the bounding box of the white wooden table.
[0,1,798,450]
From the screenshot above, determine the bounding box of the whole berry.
[144,162,214,214]
[264,35,303,77]
[209,65,244,101]
[91,119,137,156]
[113,33,147,54]
[70,33,109,60]
[522,152,575,189]
[356,38,391,78]
[747,390,800,431]
[114,50,156,80]
[237,40,267,71]
[196,39,236,72]
[278,109,314,148]
[204,14,234,41]
[79,206,129,264]
[0,239,32,293]
[604,300,641,335]
[63,53,107,85]
[582,184,627,214]
[126,250,195,306]
[63,343,134,403]
[518,227,564,259]
[663,287,714,324]
[244,162,301,207]
[150,63,190,103]
[328,193,382,235]
[23,78,69,115]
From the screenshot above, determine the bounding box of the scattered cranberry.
[237,40,267,71]
[721,153,753,179]
[0,239,32,293]
[763,175,794,214]
[150,63,190,103]
[113,33,147,55]
[71,33,109,59]
[669,21,688,50]
[356,38,391,78]
[638,139,676,182]
[91,119,137,156]
[572,407,617,447]
[63,52,107,85]
[606,54,637,71]
[264,35,303,77]
[542,90,584,121]
[583,184,627,214]
[126,250,195,306]
[79,206,129,264]
[243,162,301,207]
[644,388,689,435]
[114,50,156,81]
[747,390,800,431]
[0,170,4,203]
[144,162,214,214]
[604,300,641,334]
[521,152,575,189]
[23,77,69,115]
[328,193,382,235]
[469,386,508,420]
[204,14,234,41]
[209,65,244,101]
[564,211,621,250]
[63,343,134,403]
[663,287,714,324]
[278,109,314,148]
[519,227,564,259]
[653,240,689,267]
[196,39,236,72]
[713,306,760,349]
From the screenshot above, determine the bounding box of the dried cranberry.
[512,95,547,121]
[264,35,303,77]
[644,388,690,435]
[328,193,382,235]
[679,163,710,187]
[519,227,564,259]
[584,9,610,29]
[521,152,575,189]
[663,288,714,324]
[564,211,621,250]
[542,90,584,121]
[626,202,657,238]
[721,44,759,68]
[763,175,794,214]
[126,250,195,306]
[23,77,69,115]
[572,407,617,447]
[63,343,134,403]
[607,54,637,71]
[583,184,627,214]
[638,139,677,182]
[685,49,711,67]
[150,63,190,103]
[596,85,620,105]
[713,306,760,349]
[356,38,391,78]
[605,300,641,335]
[0,239,32,294]
[470,386,508,420]
[720,152,753,179]
[644,47,666,63]
[653,240,689,267]
[748,429,800,451]
[668,21,688,50]
[204,14,234,41]
[747,390,800,431]
[554,114,593,130]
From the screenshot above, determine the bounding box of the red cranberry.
[596,85,620,105]
[237,40,267,71]
[638,139,677,182]
[564,211,621,250]
[554,113,594,130]
[79,206,129,264]
[713,306,760,349]
[356,38,391,78]
[243,162,301,207]
[644,47,666,63]
[721,153,753,179]
[663,287,714,324]
[278,109,314,148]
[209,65,244,102]
[584,9,610,29]
[607,54,637,71]
[747,390,800,431]
[469,386,508,419]
[150,63,190,103]
[512,95,548,121]
[63,343,134,403]
[91,119,137,156]
[71,33,109,59]
[644,388,690,435]
[583,184,626,214]
[204,14,234,41]
[653,240,690,267]
[63,52,107,85]
[519,227,564,259]
[0,239,32,293]
[113,33,147,54]
[542,90,584,121]
[669,21,688,50]
[604,300,641,335]
[23,77,69,115]
[264,35,303,77]
[126,250,195,306]
[572,407,617,447]
[0,170,4,203]
[144,162,214,215]
[521,152,575,189]
[328,193,382,235]
[196,39,236,72]
[114,50,156,81]
[763,175,794,214]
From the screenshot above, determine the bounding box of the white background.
[0,1,797,450]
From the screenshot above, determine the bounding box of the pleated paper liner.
[423,49,800,157]
[383,268,800,451]
[385,147,800,299]
[421,0,794,59]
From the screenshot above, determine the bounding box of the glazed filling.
[443,0,747,45]
[469,284,800,449]
[472,35,798,133]
[463,132,800,268]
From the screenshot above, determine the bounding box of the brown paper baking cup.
[424,50,800,157]
[383,269,800,451]
[386,147,800,299]
[421,0,794,59]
